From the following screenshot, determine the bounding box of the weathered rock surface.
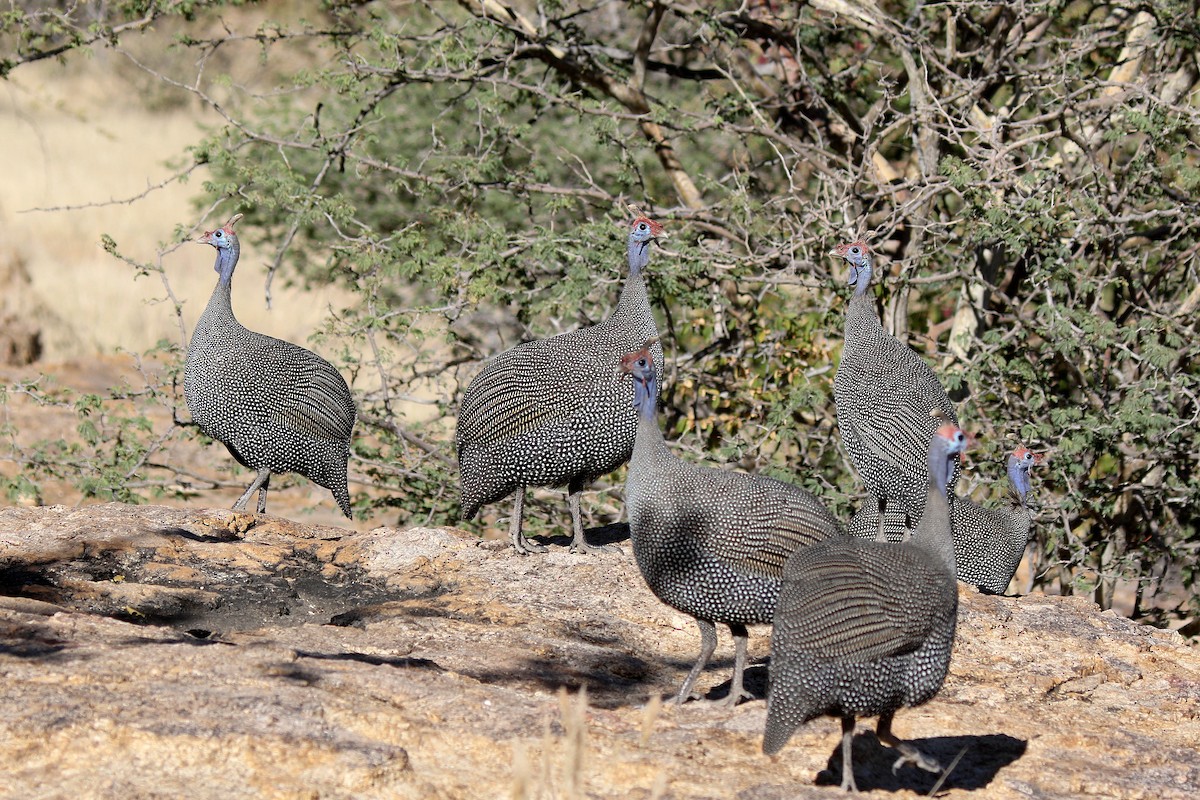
[1,503,1197,798]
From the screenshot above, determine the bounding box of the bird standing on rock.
[621,347,841,706]
[832,240,959,540]
[847,444,1045,596]
[184,213,357,518]
[457,215,665,554]
[953,446,1044,594]
[763,423,967,791]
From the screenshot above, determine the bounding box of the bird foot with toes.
[889,742,942,775]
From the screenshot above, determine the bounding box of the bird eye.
[638,223,648,231]
[849,246,860,255]
[214,230,223,238]
[954,431,966,444]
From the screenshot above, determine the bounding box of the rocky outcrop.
[1,504,1197,798]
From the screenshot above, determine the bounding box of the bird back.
[952,494,1032,594]
[625,413,841,626]
[835,293,959,520]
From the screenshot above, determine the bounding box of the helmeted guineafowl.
[847,445,1044,595]
[845,502,909,543]
[457,215,665,554]
[763,423,967,792]
[832,240,959,540]
[953,446,1043,595]
[620,347,841,706]
[184,213,357,518]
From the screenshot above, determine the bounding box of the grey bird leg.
[233,468,271,513]
[567,478,621,554]
[510,486,547,554]
[717,623,753,707]
[675,618,718,704]
[876,711,942,775]
[840,715,859,792]
[256,472,270,514]
[874,496,888,543]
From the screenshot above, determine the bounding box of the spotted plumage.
[764,425,967,792]
[457,216,665,554]
[184,214,357,518]
[953,446,1043,594]
[832,241,959,539]
[847,446,1044,595]
[621,349,841,706]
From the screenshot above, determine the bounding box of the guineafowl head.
[1007,446,1044,503]
[198,213,243,278]
[619,347,657,417]
[930,424,968,496]
[830,240,873,295]
[627,216,665,276]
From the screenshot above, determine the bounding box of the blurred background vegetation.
[1,0,1197,634]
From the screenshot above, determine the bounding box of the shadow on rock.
[687,661,769,705]
[295,649,445,672]
[524,522,631,552]
[815,731,1027,793]
[156,525,242,543]
[464,648,662,709]
[0,616,71,660]
[0,531,405,637]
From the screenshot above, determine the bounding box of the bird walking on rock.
[184,213,357,518]
[832,241,959,540]
[457,215,665,554]
[621,347,841,706]
[953,446,1044,594]
[847,444,1044,596]
[763,423,967,792]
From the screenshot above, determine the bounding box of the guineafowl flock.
[179,211,1044,791]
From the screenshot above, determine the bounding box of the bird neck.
[1007,456,1031,506]
[911,443,957,574]
[631,375,669,460]
[844,292,883,342]
[627,238,651,278]
[613,270,650,321]
[213,241,240,286]
[851,260,872,297]
[633,410,671,470]
[633,373,658,422]
[201,276,237,324]
[912,485,956,575]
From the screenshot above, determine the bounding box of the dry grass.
[0,16,392,529]
[0,39,352,362]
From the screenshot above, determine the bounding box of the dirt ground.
[1,504,1198,799]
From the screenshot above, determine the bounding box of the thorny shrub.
[1,0,1198,631]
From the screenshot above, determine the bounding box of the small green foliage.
[1,0,1198,630]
